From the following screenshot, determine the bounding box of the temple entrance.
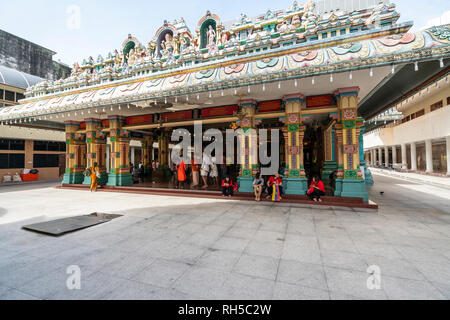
[303,120,325,182]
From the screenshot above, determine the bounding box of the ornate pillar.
[281,128,289,176]
[334,87,368,201]
[82,118,108,185]
[279,94,307,195]
[62,121,86,184]
[322,119,337,183]
[142,135,154,174]
[106,115,132,186]
[158,129,169,167]
[237,99,260,193]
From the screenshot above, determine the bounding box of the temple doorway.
[303,120,325,182]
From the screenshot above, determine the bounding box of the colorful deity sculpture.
[206,25,216,47]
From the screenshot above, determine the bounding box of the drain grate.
[22,212,122,236]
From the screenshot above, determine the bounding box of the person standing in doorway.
[177,158,187,189]
[200,152,210,189]
[191,156,199,188]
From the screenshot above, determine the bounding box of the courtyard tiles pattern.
[0,173,450,300]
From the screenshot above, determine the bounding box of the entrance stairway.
[58,184,377,209]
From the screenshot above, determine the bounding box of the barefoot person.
[253,173,264,201]
[200,152,211,189]
[191,156,199,188]
[307,175,326,202]
[267,172,283,202]
[89,162,100,192]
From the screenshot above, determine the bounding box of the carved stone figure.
[277,21,289,33]
[291,15,301,29]
[146,40,157,59]
[127,48,136,65]
[206,25,216,47]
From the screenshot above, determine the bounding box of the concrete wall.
[365,105,450,148]
[0,29,71,80]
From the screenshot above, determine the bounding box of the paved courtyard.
[0,173,450,300]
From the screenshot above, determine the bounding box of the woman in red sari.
[307,175,326,202]
[267,172,283,201]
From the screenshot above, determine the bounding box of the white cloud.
[422,10,450,29]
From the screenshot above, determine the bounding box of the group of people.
[249,173,326,202]
[130,162,145,183]
[171,153,223,189]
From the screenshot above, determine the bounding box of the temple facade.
[1,1,449,202]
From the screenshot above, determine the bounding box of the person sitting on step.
[307,175,326,202]
[221,175,233,197]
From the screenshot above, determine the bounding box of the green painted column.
[334,87,368,202]
[106,115,133,186]
[237,99,260,193]
[322,117,337,183]
[82,118,108,186]
[280,93,307,195]
[62,121,86,184]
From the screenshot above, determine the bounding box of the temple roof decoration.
[2,22,449,122]
[24,1,402,99]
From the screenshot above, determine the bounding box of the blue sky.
[0,0,448,66]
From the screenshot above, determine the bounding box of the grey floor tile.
[277,259,328,291]
[132,259,190,288]
[272,282,329,300]
[382,276,446,300]
[233,254,279,281]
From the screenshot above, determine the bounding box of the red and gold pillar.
[82,118,108,185]
[62,121,86,184]
[334,87,368,201]
[106,115,132,186]
[280,93,308,194]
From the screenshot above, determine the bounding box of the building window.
[0,139,25,150]
[16,93,25,101]
[322,33,328,39]
[33,154,60,168]
[0,153,25,169]
[34,140,66,151]
[340,29,347,35]
[447,96,450,106]
[0,89,4,99]
[430,100,443,112]
[350,28,359,33]
[5,90,15,102]
[415,109,425,118]
[331,31,336,37]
